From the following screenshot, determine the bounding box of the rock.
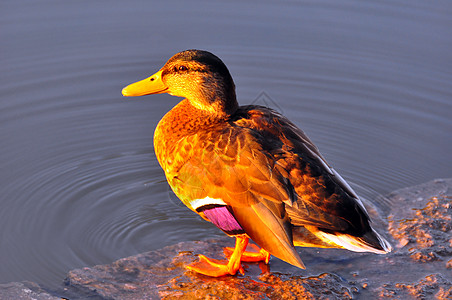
[0,281,59,300]
[1,178,451,299]
[64,244,360,299]
[388,190,451,265]
[377,274,451,299]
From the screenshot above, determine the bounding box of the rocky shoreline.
[1,178,451,299]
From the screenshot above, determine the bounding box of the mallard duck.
[122,50,391,277]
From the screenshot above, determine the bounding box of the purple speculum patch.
[202,206,244,235]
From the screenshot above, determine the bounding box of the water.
[1,0,451,289]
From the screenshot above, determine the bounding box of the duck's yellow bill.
[122,70,168,97]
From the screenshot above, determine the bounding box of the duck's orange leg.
[224,243,271,264]
[187,236,249,277]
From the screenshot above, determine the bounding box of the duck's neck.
[153,99,234,165]
[213,85,238,116]
[185,86,238,117]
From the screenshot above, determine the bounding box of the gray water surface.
[1,0,451,289]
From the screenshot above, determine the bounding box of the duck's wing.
[165,125,305,269]
[230,106,369,231]
[242,107,366,212]
[235,106,391,253]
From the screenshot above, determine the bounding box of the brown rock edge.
[1,179,451,299]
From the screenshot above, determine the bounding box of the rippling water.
[1,0,451,289]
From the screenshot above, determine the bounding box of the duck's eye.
[178,65,188,71]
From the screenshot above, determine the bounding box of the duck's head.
[122,50,238,116]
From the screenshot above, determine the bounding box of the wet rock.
[0,281,59,300]
[387,179,451,267]
[62,239,359,299]
[388,194,451,265]
[377,274,451,299]
[63,242,360,300]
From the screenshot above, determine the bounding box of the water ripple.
[1,0,451,289]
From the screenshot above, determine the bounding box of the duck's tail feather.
[304,225,392,254]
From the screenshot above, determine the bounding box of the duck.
[122,49,391,277]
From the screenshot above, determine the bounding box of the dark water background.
[1,0,451,289]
